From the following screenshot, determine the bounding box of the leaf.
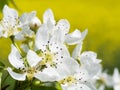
[0,61,5,72]
[44,82,62,90]
[32,80,62,90]
[1,71,16,90]
[0,0,9,12]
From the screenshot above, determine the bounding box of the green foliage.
[0,0,9,12]
[0,61,5,72]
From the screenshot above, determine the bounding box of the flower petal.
[8,44,25,69]
[3,5,18,20]
[43,9,55,25]
[19,11,36,25]
[81,29,88,41]
[7,67,26,81]
[65,29,82,45]
[56,19,70,34]
[72,43,82,59]
[34,67,60,82]
[67,84,92,90]
[113,68,120,84]
[27,50,42,67]
[35,24,49,50]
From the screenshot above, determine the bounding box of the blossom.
[7,44,42,81]
[7,44,68,82]
[72,43,102,78]
[98,70,113,87]
[15,11,38,40]
[0,5,21,38]
[113,68,120,90]
[58,59,97,90]
[33,23,72,81]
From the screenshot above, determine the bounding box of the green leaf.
[0,0,9,12]
[0,61,5,71]
[1,71,16,90]
[32,80,62,90]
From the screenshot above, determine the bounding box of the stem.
[1,72,9,86]
[10,36,22,56]
[10,36,29,67]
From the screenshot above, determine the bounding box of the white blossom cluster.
[0,5,119,90]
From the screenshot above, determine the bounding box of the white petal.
[0,25,3,37]
[3,5,18,20]
[62,57,80,74]
[35,25,49,50]
[20,11,36,25]
[7,67,26,81]
[34,67,60,82]
[80,51,101,65]
[20,44,29,53]
[113,68,120,84]
[67,84,92,90]
[56,57,79,79]
[27,50,42,67]
[65,29,82,45]
[81,29,88,41]
[114,85,120,90]
[75,68,89,82]
[56,19,70,34]
[80,51,102,77]
[72,43,82,59]
[50,29,65,44]
[15,25,35,40]
[8,44,25,69]
[43,9,55,25]
[98,85,105,90]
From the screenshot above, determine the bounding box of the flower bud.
[29,17,41,30]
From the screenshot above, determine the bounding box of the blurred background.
[0,0,120,89]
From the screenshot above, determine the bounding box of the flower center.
[59,76,77,85]
[26,67,36,80]
[37,48,55,66]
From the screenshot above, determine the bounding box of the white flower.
[98,70,113,87]
[7,44,42,81]
[58,60,97,90]
[43,9,87,45]
[113,68,120,90]
[42,9,70,44]
[33,24,74,81]
[72,43,102,78]
[15,11,37,40]
[0,5,20,38]
[7,44,67,82]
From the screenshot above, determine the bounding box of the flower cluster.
[0,5,119,90]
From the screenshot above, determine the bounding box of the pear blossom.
[15,11,38,40]
[98,70,113,87]
[113,68,120,90]
[7,44,68,82]
[7,44,43,81]
[7,45,59,81]
[58,60,97,90]
[72,43,102,78]
[0,5,21,38]
[43,9,87,45]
